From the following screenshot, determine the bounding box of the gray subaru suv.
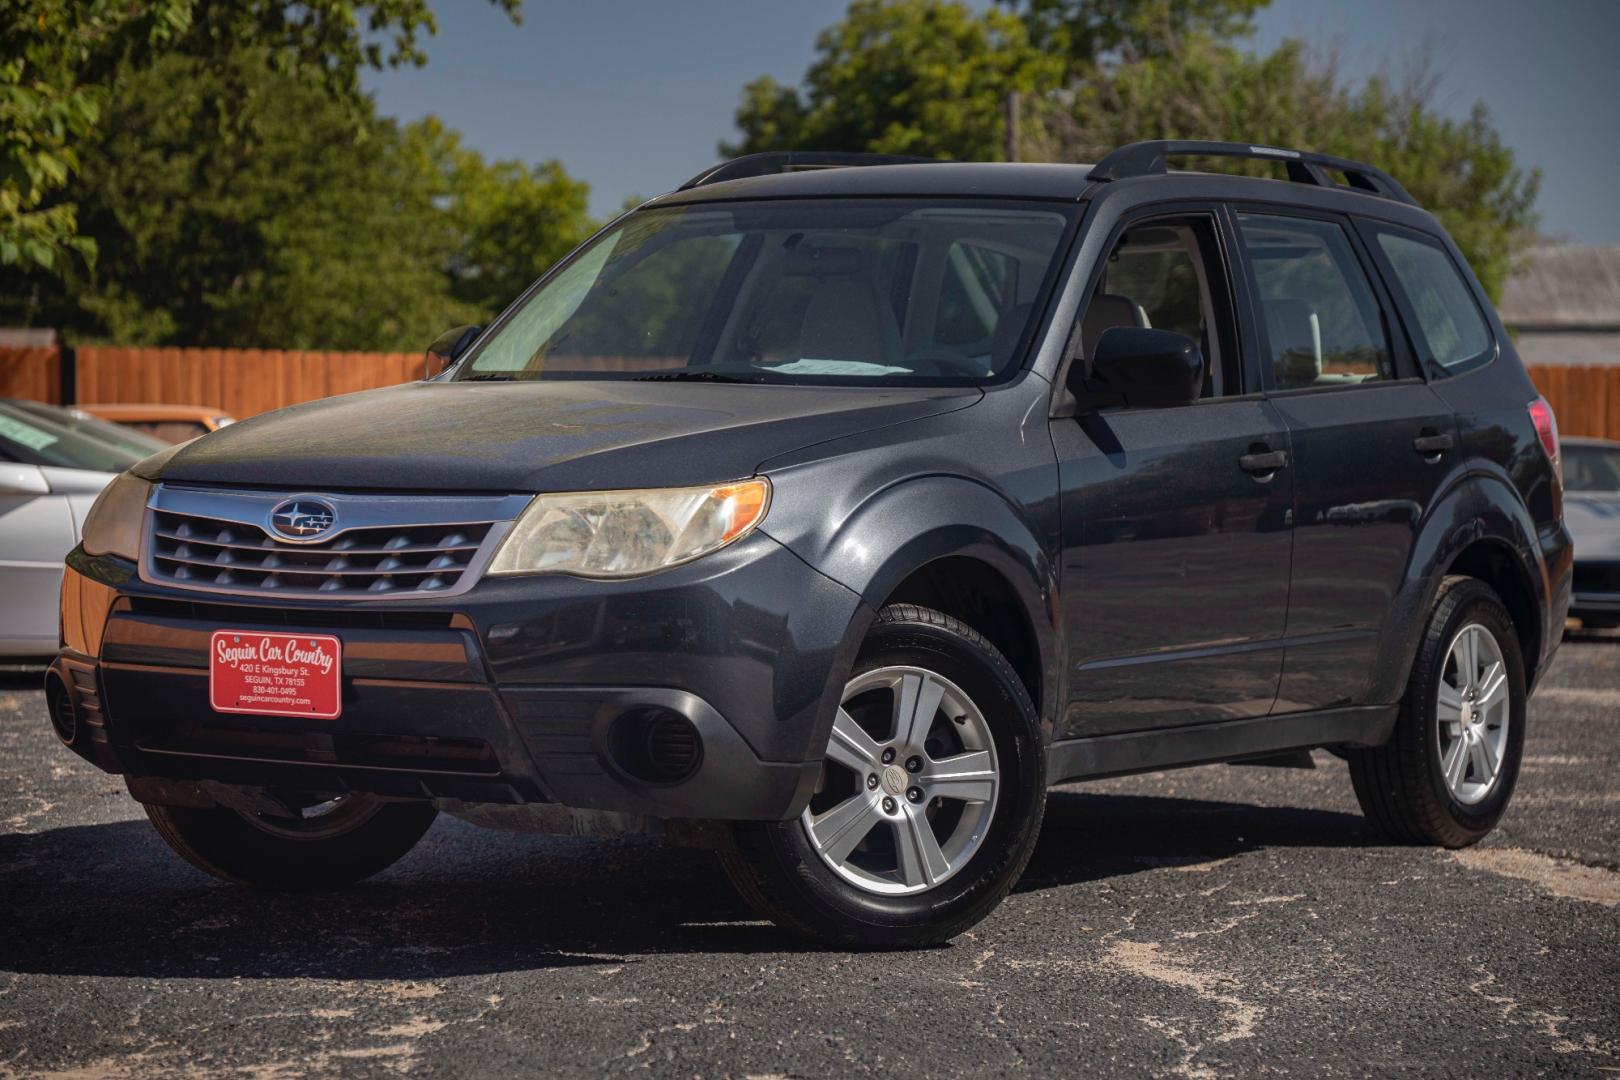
[47,142,1572,946]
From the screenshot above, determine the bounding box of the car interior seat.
[795,246,902,364]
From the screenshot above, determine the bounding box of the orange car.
[79,403,235,444]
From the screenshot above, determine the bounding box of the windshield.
[0,400,159,473]
[460,199,1076,385]
[1565,445,1620,493]
[9,399,170,458]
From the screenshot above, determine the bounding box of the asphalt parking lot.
[2,636,1617,1078]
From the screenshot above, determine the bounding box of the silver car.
[0,400,166,657]
[1564,436,1620,630]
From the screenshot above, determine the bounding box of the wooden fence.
[0,346,423,418]
[3,345,1620,439]
[1525,366,1620,443]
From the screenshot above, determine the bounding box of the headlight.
[81,472,151,561]
[487,478,771,578]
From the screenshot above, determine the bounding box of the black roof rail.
[1087,140,1417,206]
[680,151,942,190]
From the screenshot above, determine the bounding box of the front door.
[1051,210,1294,739]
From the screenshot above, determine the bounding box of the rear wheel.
[1348,576,1526,847]
[145,792,437,890]
[722,604,1045,948]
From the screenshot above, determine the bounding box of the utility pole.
[1004,91,1021,163]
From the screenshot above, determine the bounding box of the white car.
[1564,436,1620,630]
[0,399,167,657]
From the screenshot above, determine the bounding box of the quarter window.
[1371,226,1492,372]
[1237,213,1393,390]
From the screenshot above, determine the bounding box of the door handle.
[1413,432,1455,457]
[1239,449,1288,475]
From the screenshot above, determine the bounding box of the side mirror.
[1087,327,1204,408]
[425,325,482,379]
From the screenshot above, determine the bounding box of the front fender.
[761,473,1060,741]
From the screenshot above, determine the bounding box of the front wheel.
[145,792,438,890]
[1347,576,1527,847]
[721,604,1045,948]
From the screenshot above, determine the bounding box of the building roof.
[1499,244,1620,330]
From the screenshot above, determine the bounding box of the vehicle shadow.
[1020,788,1374,890]
[0,790,1370,976]
[0,666,46,692]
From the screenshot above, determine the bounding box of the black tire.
[1347,576,1527,847]
[721,604,1045,948]
[145,794,437,890]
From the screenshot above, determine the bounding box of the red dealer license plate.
[209,631,342,719]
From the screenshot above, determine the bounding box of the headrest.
[799,279,900,362]
[1082,292,1147,357]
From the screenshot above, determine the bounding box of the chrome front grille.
[143,486,530,600]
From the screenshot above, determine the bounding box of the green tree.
[402,118,595,318]
[723,0,1268,161]
[0,0,520,278]
[1010,0,1268,71]
[3,53,593,350]
[723,0,1063,161]
[1028,39,1539,299]
[16,51,477,348]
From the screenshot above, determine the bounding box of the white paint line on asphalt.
[1453,848,1620,907]
[1534,686,1620,707]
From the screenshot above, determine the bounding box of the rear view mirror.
[1087,327,1204,408]
[425,325,483,379]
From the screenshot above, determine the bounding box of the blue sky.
[362,0,1620,243]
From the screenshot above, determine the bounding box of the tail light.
[1528,397,1561,483]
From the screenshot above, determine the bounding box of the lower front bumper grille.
[135,722,501,775]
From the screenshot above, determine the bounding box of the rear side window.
[1236,213,1393,390]
[1369,225,1493,373]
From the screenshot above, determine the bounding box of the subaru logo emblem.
[268,497,337,542]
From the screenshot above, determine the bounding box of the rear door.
[1052,207,1295,738]
[1230,208,1460,713]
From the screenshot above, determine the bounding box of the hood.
[137,379,980,492]
[1566,492,1620,559]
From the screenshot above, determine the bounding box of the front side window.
[1074,215,1236,397]
[1237,213,1393,390]
[461,199,1075,385]
[1371,225,1493,373]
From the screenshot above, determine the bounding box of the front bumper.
[49,531,867,821]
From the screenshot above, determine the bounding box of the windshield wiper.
[632,370,766,384]
[461,372,519,382]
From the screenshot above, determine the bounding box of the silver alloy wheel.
[240,794,384,840]
[800,666,1000,896]
[1436,623,1510,805]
